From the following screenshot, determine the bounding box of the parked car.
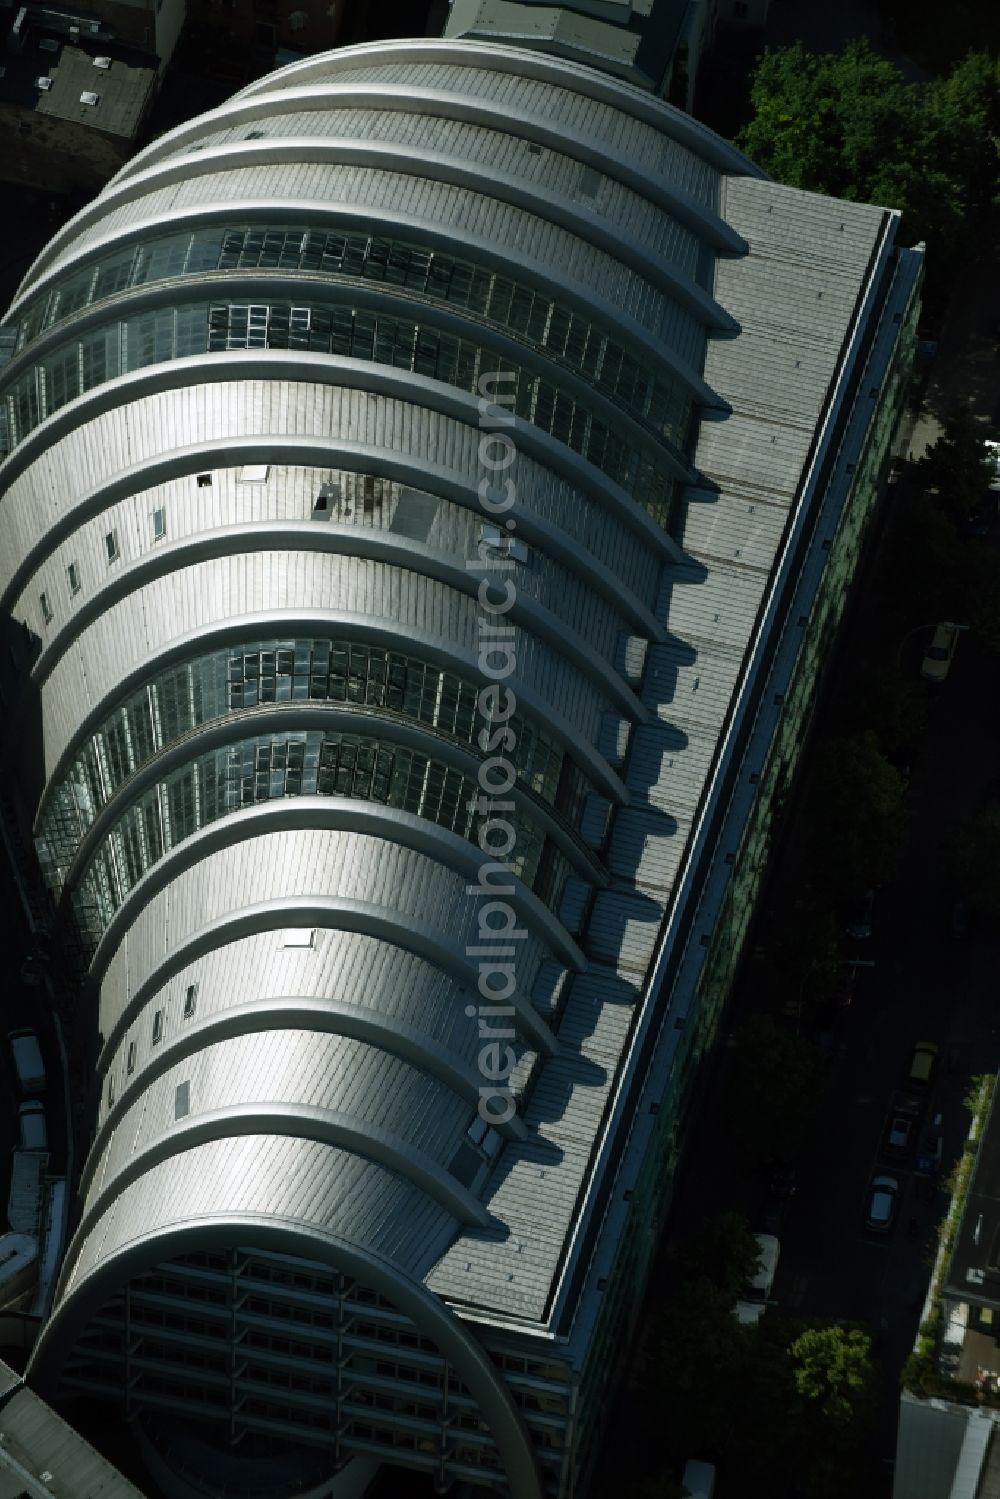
[920,622,960,683]
[734,1234,780,1325]
[908,1041,940,1088]
[681,1460,717,1499]
[916,1113,945,1174]
[865,1174,900,1233]
[887,1113,915,1153]
[843,889,875,940]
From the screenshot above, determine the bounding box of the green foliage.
[807,730,905,895]
[738,43,1000,295]
[648,1276,750,1452]
[919,408,997,521]
[789,1325,878,1428]
[964,1074,995,1118]
[878,0,1000,72]
[888,493,963,619]
[839,663,926,757]
[948,805,1000,919]
[724,1017,825,1165]
[676,1211,762,1302]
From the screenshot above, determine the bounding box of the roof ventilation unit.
[79,90,99,105]
[93,55,111,68]
[36,75,53,90]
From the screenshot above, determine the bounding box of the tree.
[838,663,926,757]
[770,902,841,1008]
[886,492,962,621]
[919,407,997,521]
[724,1017,825,1165]
[677,1211,762,1302]
[648,1277,750,1453]
[789,1325,878,1429]
[738,44,1000,293]
[806,730,905,895]
[948,805,1000,921]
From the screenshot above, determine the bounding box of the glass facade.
[2,290,679,524]
[12,222,693,455]
[70,726,564,949]
[38,637,586,899]
[64,1248,573,1497]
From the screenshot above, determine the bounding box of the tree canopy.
[724,1017,825,1165]
[676,1211,763,1301]
[919,408,997,521]
[738,43,1000,290]
[838,662,926,757]
[948,804,1000,920]
[807,730,905,895]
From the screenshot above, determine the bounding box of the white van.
[8,1029,45,1094]
[682,1458,717,1499]
[18,1100,47,1153]
[734,1233,780,1326]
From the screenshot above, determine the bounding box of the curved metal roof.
[0,33,858,1496]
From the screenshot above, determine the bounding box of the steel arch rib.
[0,269,688,477]
[59,702,607,894]
[93,894,558,1061]
[94,82,746,256]
[3,435,667,639]
[85,798,586,976]
[26,525,648,722]
[27,1218,545,1499]
[0,350,680,557]
[88,996,529,1171]
[228,36,767,179]
[31,607,628,824]
[3,198,724,414]
[17,134,735,333]
[69,1105,497,1278]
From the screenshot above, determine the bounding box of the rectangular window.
[67,562,81,595]
[183,983,198,1018]
[152,1009,163,1044]
[282,929,315,948]
[126,1041,136,1075]
[107,1074,115,1108]
[239,464,270,483]
[39,592,52,625]
[175,1081,190,1119]
[105,528,120,563]
[152,507,166,541]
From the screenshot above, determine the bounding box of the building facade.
[0,37,920,1499]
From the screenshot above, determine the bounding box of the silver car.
[865,1174,900,1232]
